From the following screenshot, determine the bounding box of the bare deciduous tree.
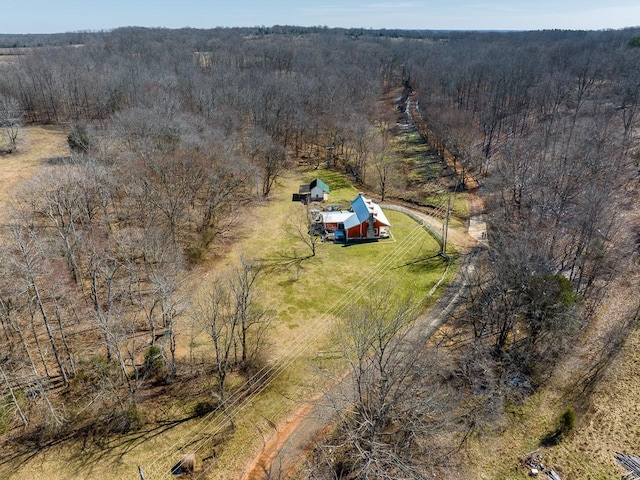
[285,204,322,259]
[193,281,237,401]
[0,94,22,153]
[313,290,458,479]
[193,257,270,399]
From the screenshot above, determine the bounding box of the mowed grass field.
[0,159,452,479]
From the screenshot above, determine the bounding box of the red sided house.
[321,193,390,241]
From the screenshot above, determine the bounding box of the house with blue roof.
[321,193,390,241]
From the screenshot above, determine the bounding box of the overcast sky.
[2,0,640,34]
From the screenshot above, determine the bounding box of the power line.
[141,219,437,479]
[191,225,438,480]
[143,223,427,479]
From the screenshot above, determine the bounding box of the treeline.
[309,29,640,479]
[0,25,477,49]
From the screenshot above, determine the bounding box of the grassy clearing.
[450,192,470,218]
[389,117,471,220]
[464,392,560,480]
[301,168,354,200]
[0,157,453,479]
[541,324,640,480]
[463,283,640,480]
[464,384,625,480]
[395,125,443,185]
[0,125,69,207]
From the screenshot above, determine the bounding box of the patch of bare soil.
[242,390,326,480]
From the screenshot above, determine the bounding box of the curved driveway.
[243,204,483,480]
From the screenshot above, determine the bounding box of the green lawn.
[390,121,472,219]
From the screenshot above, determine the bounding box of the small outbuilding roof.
[321,211,353,224]
[310,178,330,193]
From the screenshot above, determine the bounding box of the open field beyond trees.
[0,125,69,205]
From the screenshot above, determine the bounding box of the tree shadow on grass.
[262,249,314,285]
[394,252,452,273]
[0,412,205,479]
[539,407,576,448]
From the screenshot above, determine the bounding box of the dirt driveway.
[242,203,483,480]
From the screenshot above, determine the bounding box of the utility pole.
[441,196,451,257]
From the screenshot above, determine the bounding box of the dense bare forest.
[0,26,639,479]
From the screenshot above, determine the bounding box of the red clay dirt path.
[242,370,351,480]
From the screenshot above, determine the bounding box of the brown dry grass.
[0,159,448,479]
[0,125,69,207]
[0,100,466,479]
[547,274,640,480]
[464,217,640,479]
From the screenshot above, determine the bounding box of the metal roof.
[350,194,390,227]
[310,178,330,192]
[320,194,390,232]
[321,211,353,224]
